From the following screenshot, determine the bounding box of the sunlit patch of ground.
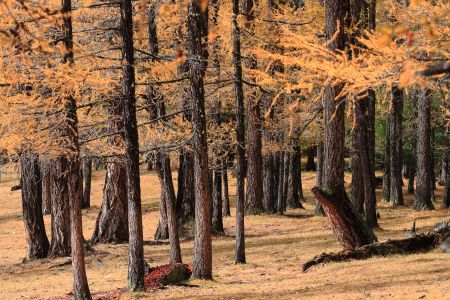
[0,168,449,299]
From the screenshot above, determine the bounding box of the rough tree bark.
[120,0,144,290]
[60,1,91,297]
[383,109,391,202]
[413,89,434,210]
[41,161,51,215]
[315,142,325,216]
[287,143,303,208]
[49,157,71,257]
[390,87,404,206]
[222,164,231,216]
[92,94,128,244]
[91,160,128,244]
[322,0,348,200]
[187,0,213,279]
[244,0,264,215]
[232,0,246,264]
[312,187,378,250]
[21,154,50,260]
[263,154,276,213]
[82,158,92,209]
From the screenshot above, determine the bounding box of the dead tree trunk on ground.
[302,224,449,272]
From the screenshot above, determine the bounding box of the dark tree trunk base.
[302,224,449,272]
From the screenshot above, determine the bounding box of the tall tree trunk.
[444,157,450,208]
[352,97,378,227]
[315,142,325,216]
[60,1,91,297]
[263,154,276,213]
[21,154,49,260]
[176,151,196,222]
[82,158,92,209]
[244,0,263,214]
[305,147,316,171]
[49,157,71,257]
[212,167,224,233]
[120,0,144,290]
[287,143,303,208]
[282,151,290,212]
[277,152,285,215]
[155,154,182,263]
[41,161,51,215]
[232,0,246,264]
[413,89,434,210]
[430,128,436,201]
[390,87,404,206]
[222,164,231,217]
[323,0,348,198]
[383,110,391,202]
[187,0,213,279]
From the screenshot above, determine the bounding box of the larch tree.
[187,0,213,279]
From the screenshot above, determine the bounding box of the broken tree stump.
[312,187,378,250]
[302,223,450,272]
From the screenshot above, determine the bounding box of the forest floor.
[0,168,449,299]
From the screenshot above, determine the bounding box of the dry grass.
[0,169,449,299]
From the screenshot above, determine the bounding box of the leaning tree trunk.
[49,156,71,257]
[41,161,51,215]
[91,161,128,244]
[413,89,434,210]
[21,154,50,260]
[120,0,145,290]
[315,142,325,216]
[187,0,213,279]
[232,0,246,264]
[312,187,378,250]
[82,157,92,209]
[390,86,404,206]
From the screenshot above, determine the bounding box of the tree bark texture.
[232,0,246,264]
[390,87,404,206]
[187,0,213,279]
[120,0,144,290]
[315,142,325,216]
[305,147,316,171]
[41,161,51,215]
[222,164,231,217]
[312,187,378,250]
[413,89,434,210]
[21,154,50,260]
[383,110,391,202]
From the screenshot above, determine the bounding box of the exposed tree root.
[302,224,449,272]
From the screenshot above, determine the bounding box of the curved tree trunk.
[92,162,128,244]
[312,187,378,250]
[21,154,50,260]
[390,87,404,206]
[413,89,434,210]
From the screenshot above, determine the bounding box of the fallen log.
[311,187,377,250]
[302,223,449,272]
